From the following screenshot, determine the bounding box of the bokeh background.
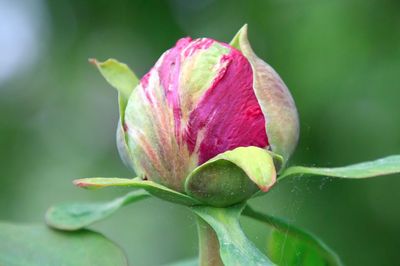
[1,0,399,265]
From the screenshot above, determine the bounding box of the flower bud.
[118,26,299,195]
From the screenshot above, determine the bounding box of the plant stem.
[196,216,224,266]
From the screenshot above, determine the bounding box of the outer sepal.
[89,58,139,110]
[116,120,134,169]
[90,58,139,169]
[73,177,201,206]
[230,25,300,165]
[184,146,276,207]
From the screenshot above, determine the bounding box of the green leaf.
[192,203,275,266]
[74,177,201,206]
[163,258,198,266]
[185,146,277,207]
[46,190,150,231]
[0,222,127,266]
[279,155,400,181]
[243,205,342,266]
[267,230,334,266]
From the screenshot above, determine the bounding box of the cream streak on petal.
[179,41,230,129]
[125,65,197,191]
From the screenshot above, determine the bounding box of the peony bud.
[115,25,299,193]
[95,25,299,205]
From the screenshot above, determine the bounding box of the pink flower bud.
[120,27,299,192]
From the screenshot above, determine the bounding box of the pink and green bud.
[94,25,299,205]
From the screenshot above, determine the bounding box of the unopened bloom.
[118,25,299,197]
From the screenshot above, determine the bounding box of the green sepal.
[185,146,277,207]
[89,58,139,116]
[191,203,275,266]
[279,155,400,181]
[46,190,150,231]
[164,258,198,266]
[74,177,201,206]
[267,150,284,173]
[90,58,139,169]
[243,205,342,266]
[116,120,134,169]
[0,222,127,266]
[230,25,300,165]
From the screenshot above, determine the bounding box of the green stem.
[192,204,274,266]
[196,216,224,266]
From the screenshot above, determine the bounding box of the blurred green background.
[1,0,399,265]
